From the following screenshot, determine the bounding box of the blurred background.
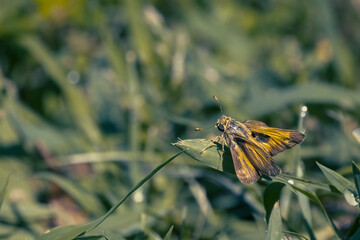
[0,0,360,239]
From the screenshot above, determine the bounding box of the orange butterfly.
[215,115,305,183]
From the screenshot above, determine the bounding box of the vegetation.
[0,0,360,239]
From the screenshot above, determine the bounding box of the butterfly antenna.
[196,96,223,131]
[213,96,223,113]
[195,126,213,131]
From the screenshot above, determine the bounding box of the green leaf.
[174,139,342,238]
[38,225,88,240]
[263,182,285,223]
[273,173,332,192]
[317,162,357,206]
[298,192,313,232]
[38,151,182,240]
[266,201,282,240]
[173,139,235,174]
[163,225,174,240]
[281,182,342,239]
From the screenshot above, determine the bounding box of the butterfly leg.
[200,140,217,155]
[219,138,226,168]
[200,136,224,154]
[212,136,226,169]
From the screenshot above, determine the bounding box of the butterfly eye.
[217,124,225,132]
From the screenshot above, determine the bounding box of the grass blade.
[266,201,282,240]
[18,35,102,144]
[263,182,285,223]
[317,162,357,206]
[38,151,183,240]
[163,225,174,240]
[284,183,342,239]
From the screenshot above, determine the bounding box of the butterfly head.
[216,115,232,132]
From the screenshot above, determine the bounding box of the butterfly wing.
[243,120,305,156]
[233,138,281,177]
[228,139,260,183]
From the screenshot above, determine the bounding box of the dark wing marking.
[228,139,260,183]
[234,138,281,177]
[243,120,305,156]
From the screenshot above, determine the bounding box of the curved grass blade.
[283,182,343,239]
[317,162,356,193]
[317,162,357,206]
[19,35,102,144]
[175,139,342,237]
[266,201,282,240]
[163,225,174,240]
[263,182,285,223]
[273,173,332,194]
[38,151,183,240]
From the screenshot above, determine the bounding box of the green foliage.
[263,182,284,223]
[0,0,360,239]
[266,202,282,240]
[37,151,181,240]
[175,138,345,239]
[318,162,358,206]
[163,225,174,240]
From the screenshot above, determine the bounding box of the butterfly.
[215,115,305,183]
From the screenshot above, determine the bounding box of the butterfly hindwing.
[234,138,281,177]
[228,139,260,183]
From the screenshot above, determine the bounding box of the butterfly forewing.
[243,120,305,156]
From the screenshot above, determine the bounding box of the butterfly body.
[215,115,305,183]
